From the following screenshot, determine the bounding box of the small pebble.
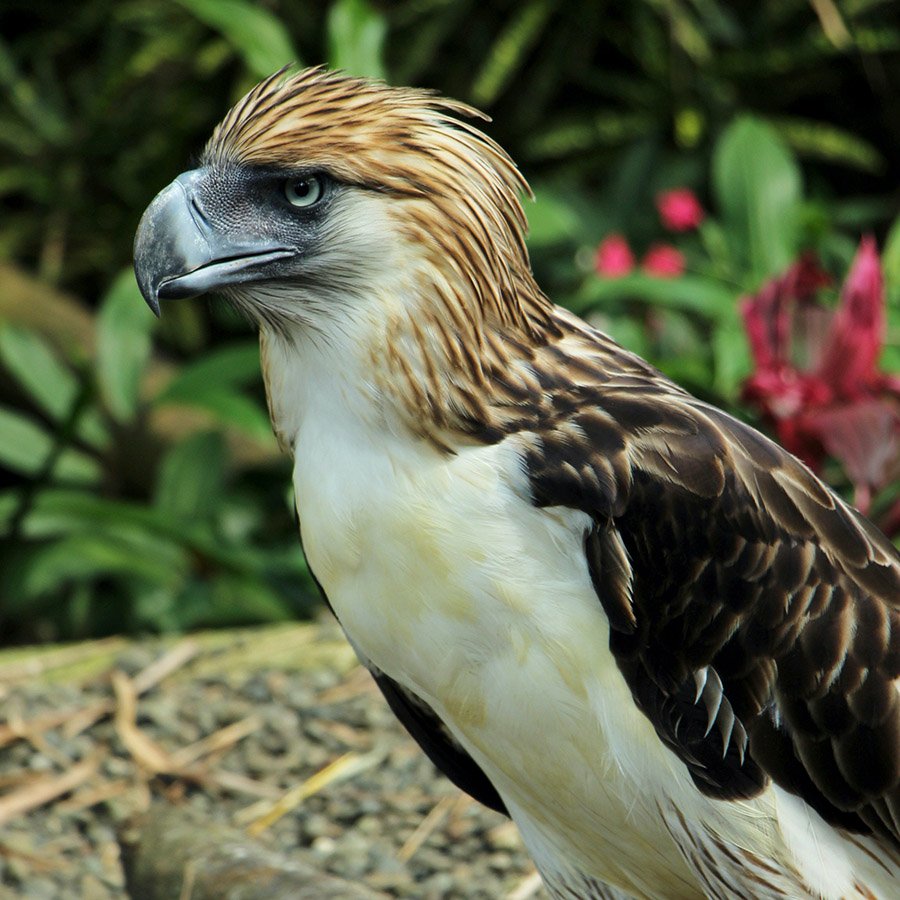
[0,631,545,898]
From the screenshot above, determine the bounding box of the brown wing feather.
[520,341,900,842]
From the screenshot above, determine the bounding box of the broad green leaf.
[53,449,101,484]
[573,274,740,322]
[598,316,651,359]
[154,341,262,404]
[327,0,386,80]
[179,576,294,628]
[711,320,752,399]
[712,116,802,284]
[133,585,183,633]
[155,431,226,522]
[158,388,275,445]
[0,407,99,483]
[14,490,202,552]
[2,533,185,602]
[174,0,298,78]
[0,326,107,448]
[14,490,249,580]
[0,325,77,418]
[526,185,583,246]
[97,270,154,422]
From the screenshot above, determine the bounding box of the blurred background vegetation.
[0,0,898,644]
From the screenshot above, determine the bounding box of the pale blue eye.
[284,175,323,208]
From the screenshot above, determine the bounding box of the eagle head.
[134,67,548,342]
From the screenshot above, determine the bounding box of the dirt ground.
[0,619,546,898]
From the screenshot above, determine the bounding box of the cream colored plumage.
[134,68,900,899]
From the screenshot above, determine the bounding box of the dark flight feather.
[517,335,900,842]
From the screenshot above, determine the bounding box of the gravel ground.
[0,621,545,899]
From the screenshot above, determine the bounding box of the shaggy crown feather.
[203,67,554,340]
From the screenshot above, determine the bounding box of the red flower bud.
[656,188,704,232]
[642,244,685,278]
[594,234,634,277]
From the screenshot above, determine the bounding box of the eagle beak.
[133,169,294,316]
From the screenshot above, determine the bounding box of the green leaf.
[327,0,387,80]
[154,342,262,404]
[0,326,107,448]
[882,213,900,289]
[0,325,78,418]
[12,489,187,545]
[2,533,184,602]
[525,112,653,160]
[712,116,802,284]
[526,184,584,246]
[573,274,740,322]
[0,38,69,145]
[180,576,294,629]
[471,0,554,106]
[771,116,884,174]
[155,431,226,522]
[158,388,275,446]
[96,270,154,422]
[711,320,752,399]
[174,0,299,78]
[0,407,99,484]
[598,316,651,359]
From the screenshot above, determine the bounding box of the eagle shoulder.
[517,340,900,842]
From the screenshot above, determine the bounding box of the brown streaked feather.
[203,66,553,345]
[502,316,899,840]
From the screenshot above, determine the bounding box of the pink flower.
[595,234,634,277]
[656,188,705,231]
[740,238,900,520]
[642,244,685,278]
[813,235,887,399]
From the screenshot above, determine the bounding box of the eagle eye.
[284,174,324,208]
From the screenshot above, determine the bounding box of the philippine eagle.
[134,68,900,899]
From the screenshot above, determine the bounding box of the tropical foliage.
[1,0,898,641]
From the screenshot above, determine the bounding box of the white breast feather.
[263,323,899,900]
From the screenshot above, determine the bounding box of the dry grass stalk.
[131,640,201,694]
[316,665,377,704]
[0,636,127,685]
[112,670,174,775]
[64,639,200,738]
[0,707,89,749]
[55,778,133,814]
[445,792,475,840]
[506,870,544,900]
[0,755,98,827]
[202,769,281,800]
[240,748,385,835]
[396,793,456,862]
[169,716,262,770]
